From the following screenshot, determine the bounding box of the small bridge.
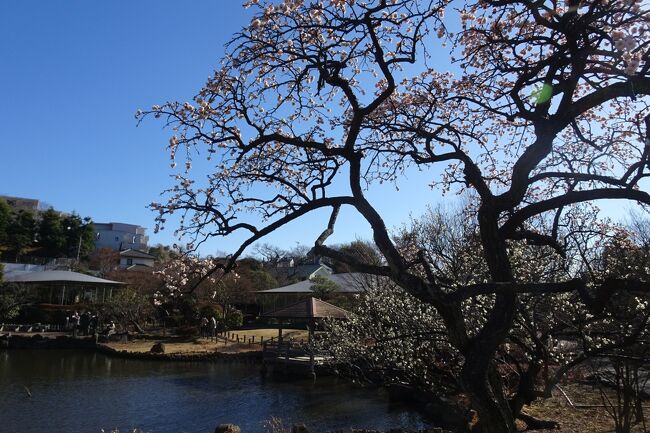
[262,339,331,374]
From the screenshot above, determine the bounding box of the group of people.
[67,311,115,338]
[200,316,218,341]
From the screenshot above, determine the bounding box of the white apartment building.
[94,222,149,252]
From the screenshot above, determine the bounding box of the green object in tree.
[532,83,553,105]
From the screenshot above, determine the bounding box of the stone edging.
[96,344,263,362]
[0,334,263,362]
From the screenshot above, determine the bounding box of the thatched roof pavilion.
[262,297,349,320]
[262,297,349,345]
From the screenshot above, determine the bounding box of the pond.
[0,350,428,433]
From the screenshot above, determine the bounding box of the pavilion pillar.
[308,319,314,344]
[308,320,315,381]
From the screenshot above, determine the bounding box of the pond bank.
[97,342,262,362]
[214,423,453,433]
[0,332,263,362]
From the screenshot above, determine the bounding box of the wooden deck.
[262,340,331,376]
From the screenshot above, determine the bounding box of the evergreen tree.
[62,214,95,259]
[37,208,65,257]
[8,210,36,261]
[310,275,339,301]
[0,199,11,246]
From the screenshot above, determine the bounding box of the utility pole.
[76,232,82,262]
[67,225,84,266]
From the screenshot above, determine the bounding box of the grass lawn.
[103,327,310,355]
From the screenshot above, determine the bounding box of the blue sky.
[0,1,639,257]
[0,1,440,256]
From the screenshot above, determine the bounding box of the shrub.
[16,305,52,324]
[222,307,243,330]
[198,304,220,319]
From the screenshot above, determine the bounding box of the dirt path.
[525,383,649,432]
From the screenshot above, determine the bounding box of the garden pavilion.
[3,270,125,305]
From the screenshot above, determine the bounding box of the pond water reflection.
[0,350,427,433]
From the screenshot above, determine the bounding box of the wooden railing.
[217,331,308,347]
[262,340,308,357]
[0,323,53,333]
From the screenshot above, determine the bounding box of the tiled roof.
[3,270,125,285]
[263,297,349,319]
[257,272,371,294]
[119,249,156,259]
[126,264,154,270]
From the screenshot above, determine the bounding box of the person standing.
[209,316,217,342]
[79,312,90,336]
[89,314,98,335]
[200,316,209,339]
[71,311,80,337]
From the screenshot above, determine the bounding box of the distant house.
[276,256,295,268]
[119,249,155,270]
[0,195,42,212]
[268,255,333,283]
[275,263,331,281]
[94,222,149,252]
